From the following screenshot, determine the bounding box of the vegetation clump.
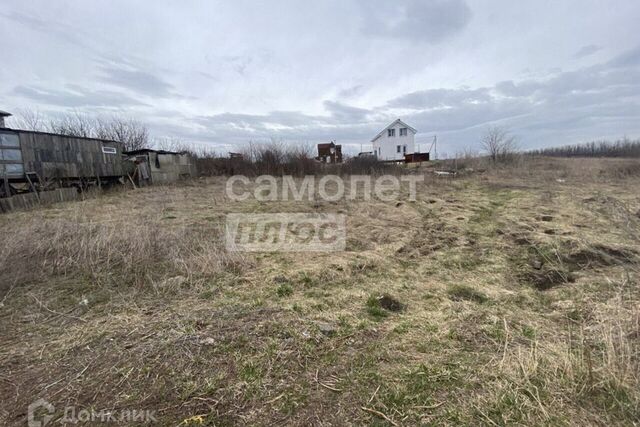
[276,283,294,297]
[366,294,405,319]
[447,284,488,303]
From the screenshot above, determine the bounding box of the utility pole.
[433,135,437,160]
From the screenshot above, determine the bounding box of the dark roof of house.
[318,143,341,149]
[124,148,187,155]
[0,110,12,117]
[317,142,335,149]
[0,127,123,145]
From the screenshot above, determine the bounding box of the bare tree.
[154,137,190,153]
[480,126,518,162]
[96,117,149,151]
[48,111,97,137]
[11,108,46,131]
[10,110,150,151]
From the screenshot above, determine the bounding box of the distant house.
[371,119,417,161]
[316,141,342,163]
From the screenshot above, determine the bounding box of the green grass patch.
[366,295,389,320]
[276,283,294,297]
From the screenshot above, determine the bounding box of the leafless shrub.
[480,126,519,163]
[153,137,204,155]
[342,155,403,175]
[239,141,318,176]
[194,141,402,177]
[10,108,46,131]
[448,149,485,170]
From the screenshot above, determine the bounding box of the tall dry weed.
[0,210,246,292]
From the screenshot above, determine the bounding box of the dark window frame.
[0,131,20,148]
[0,131,23,176]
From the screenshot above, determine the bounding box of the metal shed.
[1,124,124,198]
[4,130,124,179]
[124,149,197,185]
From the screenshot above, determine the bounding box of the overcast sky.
[1,0,640,155]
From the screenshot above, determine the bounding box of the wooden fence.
[0,188,78,213]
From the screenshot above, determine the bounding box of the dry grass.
[0,158,639,426]
[0,193,246,292]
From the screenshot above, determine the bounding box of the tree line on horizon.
[527,138,640,158]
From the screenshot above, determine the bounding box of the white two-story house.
[371,119,417,161]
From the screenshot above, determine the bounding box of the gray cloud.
[607,45,640,68]
[337,85,365,99]
[402,98,531,134]
[386,87,492,109]
[98,66,177,98]
[0,11,89,51]
[494,80,541,98]
[192,105,374,141]
[361,0,471,42]
[323,101,371,123]
[12,85,148,108]
[573,44,603,59]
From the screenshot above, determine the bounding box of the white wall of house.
[372,120,416,161]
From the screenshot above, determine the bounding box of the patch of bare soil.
[563,244,638,269]
[396,220,462,257]
[377,294,405,312]
[509,228,638,289]
[524,266,575,290]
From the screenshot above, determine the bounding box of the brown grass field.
[1,157,639,426]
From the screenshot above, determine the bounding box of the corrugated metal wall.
[147,152,197,184]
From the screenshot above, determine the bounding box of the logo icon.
[28,398,54,427]
[226,213,346,252]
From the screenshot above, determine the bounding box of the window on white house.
[400,128,407,136]
[403,145,407,153]
[397,145,401,153]
[388,129,395,137]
